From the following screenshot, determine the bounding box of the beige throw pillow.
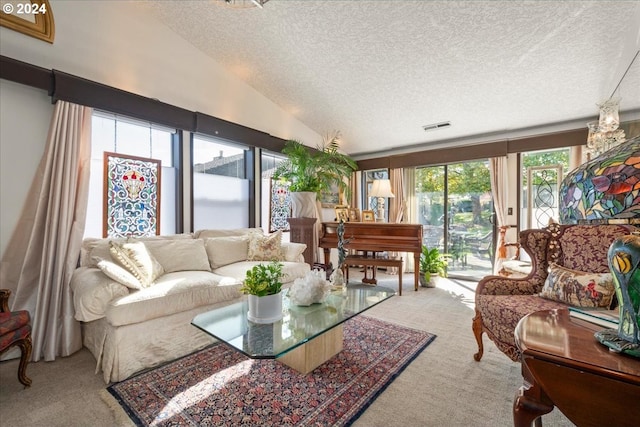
[282,242,307,262]
[204,236,249,269]
[539,263,616,308]
[247,230,284,261]
[109,241,164,287]
[143,239,211,273]
[97,260,143,290]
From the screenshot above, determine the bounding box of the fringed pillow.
[247,230,284,262]
[109,241,164,287]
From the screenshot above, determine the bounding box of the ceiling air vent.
[422,121,451,132]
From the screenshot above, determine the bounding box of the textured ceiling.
[142,1,640,158]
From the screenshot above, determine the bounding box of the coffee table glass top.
[191,285,394,359]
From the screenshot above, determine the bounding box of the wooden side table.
[513,309,640,427]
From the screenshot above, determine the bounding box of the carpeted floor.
[0,272,575,426]
[106,316,435,426]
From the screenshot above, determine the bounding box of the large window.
[192,135,249,230]
[85,112,178,238]
[415,160,494,280]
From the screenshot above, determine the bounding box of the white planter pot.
[247,292,283,324]
[290,191,318,218]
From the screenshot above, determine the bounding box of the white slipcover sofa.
[70,228,310,383]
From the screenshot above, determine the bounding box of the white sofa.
[70,228,310,383]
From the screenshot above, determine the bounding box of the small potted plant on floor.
[240,262,284,323]
[419,246,450,288]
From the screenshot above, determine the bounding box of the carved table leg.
[513,362,553,427]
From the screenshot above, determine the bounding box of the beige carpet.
[0,272,575,427]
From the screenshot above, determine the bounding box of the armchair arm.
[476,228,551,297]
[0,289,10,312]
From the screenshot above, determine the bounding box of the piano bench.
[343,255,404,295]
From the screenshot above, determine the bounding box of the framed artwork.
[362,210,376,222]
[0,0,55,43]
[269,178,291,232]
[320,183,342,208]
[348,208,361,222]
[103,152,161,238]
[334,205,349,223]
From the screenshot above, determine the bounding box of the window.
[261,150,288,233]
[521,148,569,229]
[85,112,178,238]
[192,135,249,230]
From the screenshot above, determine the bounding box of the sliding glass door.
[415,160,494,281]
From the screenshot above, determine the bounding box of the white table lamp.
[370,179,395,222]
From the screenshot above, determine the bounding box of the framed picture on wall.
[362,210,375,222]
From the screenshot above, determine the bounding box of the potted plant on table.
[419,246,450,288]
[240,262,284,324]
[273,131,358,218]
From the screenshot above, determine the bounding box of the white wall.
[0,1,322,257]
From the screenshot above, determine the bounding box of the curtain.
[569,145,586,171]
[403,168,417,273]
[0,101,92,361]
[489,156,508,275]
[387,168,405,274]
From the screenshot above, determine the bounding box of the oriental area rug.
[106,316,436,426]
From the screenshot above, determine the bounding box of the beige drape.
[489,156,508,274]
[387,168,405,274]
[403,168,418,273]
[0,101,92,361]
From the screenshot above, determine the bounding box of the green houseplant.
[241,262,285,324]
[273,131,357,217]
[419,246,450,288]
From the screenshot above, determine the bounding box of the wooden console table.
[513,309,640,427]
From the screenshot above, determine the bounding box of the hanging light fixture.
[216,0,269,9]
[585,99,626,158]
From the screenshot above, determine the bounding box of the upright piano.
[319,222,423,291]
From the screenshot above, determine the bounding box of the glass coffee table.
[192,285,395,374]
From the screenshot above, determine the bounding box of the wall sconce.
[370,179,395,222]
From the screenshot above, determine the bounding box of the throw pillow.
[539,263,616,308]
[204,236,250,269]
[96,260,143,290]
[247,230,284,261]
[109,241,165,287]
[282,242,307,262]
[143,239,211,273]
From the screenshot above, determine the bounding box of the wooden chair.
[0,289,32,387]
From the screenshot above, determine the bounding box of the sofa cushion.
[70,267,130,322]
[476,294,567,360]
[247,230,284,261]
[109,241,165,287]
[97,260,143,290]
[81,234,193,268]
[195,228,263,239]
[105,271,243,326]
[539,263,615,308]
[282,242,307,263]
[144,239,211,273]
[213,260,310,284]
[204,236,249,269]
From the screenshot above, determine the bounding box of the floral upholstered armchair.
[472,222,636,362]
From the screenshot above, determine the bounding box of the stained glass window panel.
[104,152,161,237]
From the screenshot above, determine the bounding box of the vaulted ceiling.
[142,1,640,158]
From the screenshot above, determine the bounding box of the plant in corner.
[241,262,285,324]
[273,131,358,217]
[419,246,450,288]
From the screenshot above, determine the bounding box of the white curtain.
[403,168,417,273]
[387,168,405,274]
[489,156,508,274]
[0,101,92,361]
